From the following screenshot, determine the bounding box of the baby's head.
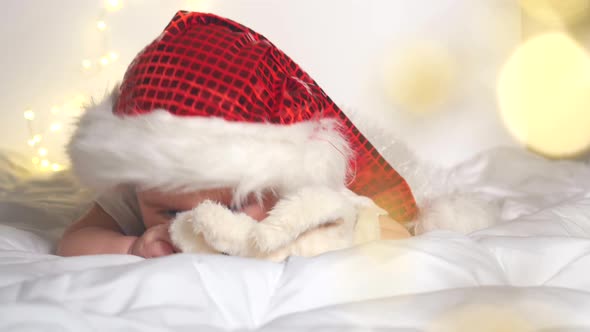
[66,11,418,222]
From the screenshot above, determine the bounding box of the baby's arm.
[57,204,138,256]
[57,204,176,257]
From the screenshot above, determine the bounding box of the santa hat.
[67,11,418,222]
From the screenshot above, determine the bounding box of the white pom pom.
[413,194,500,235]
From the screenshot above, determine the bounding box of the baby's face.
[136,188,278,229]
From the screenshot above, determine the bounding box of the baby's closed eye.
[160,209,184,219]
[160,203,234,220]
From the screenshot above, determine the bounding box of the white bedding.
[1,148,590,331]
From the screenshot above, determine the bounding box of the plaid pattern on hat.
[72,11,418,221]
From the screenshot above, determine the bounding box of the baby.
[57,11,417,259]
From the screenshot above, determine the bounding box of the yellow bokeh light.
[82,59,92,70]
[100,56,109,66]
[498,33,590,158]
[106,0,122,11]
[109,51,119,61]
[97,20,107,31]
[32,157,40,165]
[74,94,87,103]
[50,123,62,132]
[51,163,62,172]
[63,97,86,116]
[427,304,533,332]
[520,0,590,26]
[24,110,35,120]
[40,159,50,168]
[383,43,457,114]
[28,135,41,147]
[38,148,48,157]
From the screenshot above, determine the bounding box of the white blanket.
[1,148,590,331]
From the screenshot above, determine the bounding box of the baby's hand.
[130,223,177,258]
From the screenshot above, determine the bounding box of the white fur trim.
[168,186,365,261]
[168,212,218,254]
[250,186,358,252]
[413,193,501,235]
[192,200,257,256]
[344,106,502,232]
[67,94,352,201]
[343,106,441,207]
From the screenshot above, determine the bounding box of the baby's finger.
[159,223,180,252]
[147,223,173,242]
[147,240,175,257]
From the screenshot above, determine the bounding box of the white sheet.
[1,148,589,331]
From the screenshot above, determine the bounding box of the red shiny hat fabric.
[114,11,417,221]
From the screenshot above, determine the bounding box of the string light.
[97,20,107,31]
[106,0,122,11]
[38,148,48,157]
[25,3,123,172]
[82,5,120,72]
[24,110,35,120]
[50,123,62,132]
[28,134,42,147]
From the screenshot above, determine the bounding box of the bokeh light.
[427,304,533,332]
[82,59,92,70]
[38,148,48,157]
[50,123,62,132]
[382,43,457,114]
[497,33,590,159]
[23,110,35,120]
[105,0,122,11]
[97,20,107,31]
[520,0,590,26]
